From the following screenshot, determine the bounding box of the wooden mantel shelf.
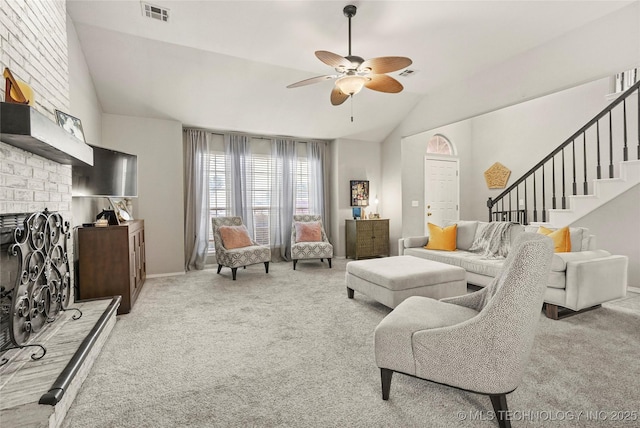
[0,102,93,166]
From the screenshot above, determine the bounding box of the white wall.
[67,13,106,228]
[102,114,185,276]
[467,78,615,220]
[380,127,403,255]
[329,138,382,257]
[578,186,640,288]
[67,14,102,148]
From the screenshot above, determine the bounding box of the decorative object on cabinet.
[76,220,146,314]
[484,162,511,189]
[345,219,389,259]
[96,209,119,226]
[350,180,369,206]
[109,198,132,222]
[54,109,85,142]
[352,207,361,220]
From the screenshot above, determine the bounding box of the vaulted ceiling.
[67,1,634,142]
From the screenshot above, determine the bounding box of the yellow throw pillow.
[425,223,457,251]
[537,226,571,252]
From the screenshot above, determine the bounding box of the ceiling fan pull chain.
[351,95,354,122]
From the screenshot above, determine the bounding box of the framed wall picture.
[55,109,85,142]
[350,180,369,207]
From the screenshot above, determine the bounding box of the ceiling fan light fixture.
[335,75,367,96]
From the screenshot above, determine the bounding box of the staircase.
[544,160,639,226]
[487,80,640,227]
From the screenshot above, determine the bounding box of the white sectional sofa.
[398,221,628,319]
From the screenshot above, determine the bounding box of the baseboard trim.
[627,286,640,294]
[146,271,186,278]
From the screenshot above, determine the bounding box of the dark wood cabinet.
[345,219,390,259]
[76,220,146,314]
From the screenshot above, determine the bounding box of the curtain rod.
[183,127,331,144]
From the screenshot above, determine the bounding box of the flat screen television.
[72,145,138,197]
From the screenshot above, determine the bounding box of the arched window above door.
[427,134,453,155]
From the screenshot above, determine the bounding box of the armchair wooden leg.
[293,260,297,270]
[347,287,354,299]
[328,258,332,268]
[380,368,393,400]
[490,394,511,428]
[264,262,269,274]
[231,268,237,280]
[217,264,222,274]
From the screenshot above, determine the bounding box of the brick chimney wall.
[0,0,72,218]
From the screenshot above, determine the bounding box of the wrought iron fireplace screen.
[0,209,71,350]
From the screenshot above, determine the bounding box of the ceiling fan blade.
[364,74,404,93]
[330,87,349,106]
[360,56,412,74]
[287,75,337,88]
[316,51,352,69]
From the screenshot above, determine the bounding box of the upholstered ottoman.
[346,255,467,308]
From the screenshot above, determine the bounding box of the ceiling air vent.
[398,69,417,77]
[141,2,169,22]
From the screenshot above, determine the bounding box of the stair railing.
[488,80,640,224]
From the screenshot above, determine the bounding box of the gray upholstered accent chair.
[291,214,333,270]
[374,233,554,428]
[211,216,270,280]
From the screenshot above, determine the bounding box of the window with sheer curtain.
[207,140,311,250]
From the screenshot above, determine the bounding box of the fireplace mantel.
[0,102,93,166]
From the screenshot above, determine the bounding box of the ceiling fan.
[287,4,412,106]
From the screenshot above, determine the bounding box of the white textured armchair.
[291,214,333,270]
[211,216,270,280]
[374,233,554,428]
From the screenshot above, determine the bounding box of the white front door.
[424,157,459,233]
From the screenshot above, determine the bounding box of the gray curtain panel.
[307,141,330,243]
[270,139,297,260]
[183,129,211,271]
[224,134,255,238]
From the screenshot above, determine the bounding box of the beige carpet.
[62,259,640,427]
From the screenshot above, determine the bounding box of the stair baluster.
[542,165,547,222]
[623,98,628,161]
[572,139,577,195]
[561,148,567,209]
[608,110,614,178]
[552,156,557,210]
[583,131,588,195]
[533,171,537,222]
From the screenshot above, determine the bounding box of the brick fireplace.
[1,0,73,215]
[1,3,120,426]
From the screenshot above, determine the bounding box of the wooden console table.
[345,219,390,259]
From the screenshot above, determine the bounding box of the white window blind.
[207,148,311,251]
